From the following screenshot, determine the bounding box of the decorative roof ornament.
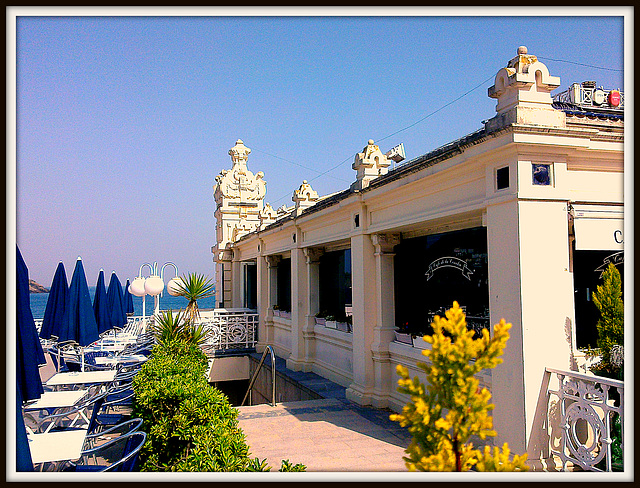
[228,139,251,171]
[293,180,320,215]
[486,46,564,129]
[351,139,391,191]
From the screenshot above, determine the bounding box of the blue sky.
[9,7,629,287]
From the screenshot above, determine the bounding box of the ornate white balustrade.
[196,308,259,355]
[546,368,624,472]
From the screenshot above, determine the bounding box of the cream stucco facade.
[211,47,624,466]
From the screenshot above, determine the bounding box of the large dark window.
[573,250,624,349]
[319,249,352,319]
[276,257,291,312]
[394,227,489,338]
[243,262,257,310]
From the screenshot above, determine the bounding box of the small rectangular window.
[496,166,509,190]
[532,163,552,186]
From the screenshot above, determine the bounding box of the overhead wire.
[265,73,496,206]
[537,56,624,72]
[258,56,622,206]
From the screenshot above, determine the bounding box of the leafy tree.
[591,263,624,377]
[390,301,528,472]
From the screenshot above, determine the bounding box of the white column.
[488,199,574,466]
[302,247,324,368]
[287,244,309,371]
[263,255,280,347]
[346,233,377,405]
[369,233,401,408]
[256,248,270,351]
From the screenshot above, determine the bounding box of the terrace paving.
[236,397,412,472]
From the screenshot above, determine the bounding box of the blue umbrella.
[40,261,69,341]
[16,246,46,472]
[93,269,110,334]
[16,246,45,401]
[123,279,134,316]
[17,383,34,472]
[59,257,99,347]
[106,271,127,331]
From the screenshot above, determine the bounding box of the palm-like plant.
[150,309,208,348]
[173,272,216,324]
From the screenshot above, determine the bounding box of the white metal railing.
[546,368,624,472]
[196,308,259,355]
[35,310,258,358]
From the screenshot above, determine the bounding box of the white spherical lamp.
[144,275,164,296]
[129,277,147,297]
[167,277,184,296]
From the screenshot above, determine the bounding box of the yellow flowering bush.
[390,301,528,472]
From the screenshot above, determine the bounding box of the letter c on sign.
[614,230,623,244]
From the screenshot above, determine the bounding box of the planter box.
[412,336,429,349]
[272,310,281,317]
[280,311,291,319]
[314,317,326,326]
[394,331,413,345]
[325,320,337,329]
[336,321,350,333]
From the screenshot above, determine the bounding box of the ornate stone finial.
[486,46,563,128]
[351,139,391,191]
[228,139,251,169]
[293,180,319,214]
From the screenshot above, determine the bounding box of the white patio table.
[93,354,147,365]
[23,389,89,411]
[84,343,130,353]
[28,428,88,470]
[23,389,91,434]
[45,370,117,390]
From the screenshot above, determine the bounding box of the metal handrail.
[241,345,276,407]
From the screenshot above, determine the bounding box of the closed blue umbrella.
[59,257,99,347]
[16,246,45,472]
[16,246,45,401]
[40,261,69,341]
[123,279,134,316]
[106,271,127,330]
[93,269,110,334]
[17,383,34,472]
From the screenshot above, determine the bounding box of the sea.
[29,286,216,320]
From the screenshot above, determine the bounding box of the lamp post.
[129,261,181,320]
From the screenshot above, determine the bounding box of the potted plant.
[314,311,328,326]
[272,304,281,317]
[336,314,350,333]
[325,314,337,329]
[394,322,413,345]
[280,309,292,319]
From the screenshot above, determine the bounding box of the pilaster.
[369,233,401,408]
[345,233,377,405]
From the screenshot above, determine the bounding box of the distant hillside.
[29,279,49,293]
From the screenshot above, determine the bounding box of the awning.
[572,204,623,251]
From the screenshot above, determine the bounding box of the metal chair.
[83,418,143,449]
[64,431,147,472]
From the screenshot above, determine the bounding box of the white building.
[211,46,624,467]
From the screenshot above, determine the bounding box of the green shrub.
[391,302,528,472]
[132,337,305,472]
[591,263,624,378]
